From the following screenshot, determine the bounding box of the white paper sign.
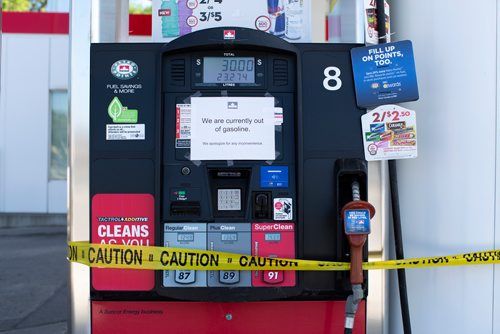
[190,97,276,161]
[361,105,417,161]
[106,124,145,140]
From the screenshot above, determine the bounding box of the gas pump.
[89,27,370,333]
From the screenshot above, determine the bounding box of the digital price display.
[264,233,281,241]
[203,57,255,83]
[221,233,238,241]
[177,233,195,242]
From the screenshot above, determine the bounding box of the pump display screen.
[203,57,255,83]
[177,233,195,242]
[265,233,281,241]
[221,233,238,241]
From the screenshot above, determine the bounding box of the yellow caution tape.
[68,242,500,271]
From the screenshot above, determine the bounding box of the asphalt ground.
[0,226,67,333]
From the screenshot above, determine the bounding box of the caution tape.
[68,241,500,271]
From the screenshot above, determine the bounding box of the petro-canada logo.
[223,30,236,40]
[111,60,138,80]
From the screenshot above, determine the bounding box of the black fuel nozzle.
[342,180,375,333]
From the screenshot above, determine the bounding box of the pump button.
[263,270,284,284]
[253,192,271,219]
[181,166,191,175]
[175,270,196,284]
[219,270,240,285]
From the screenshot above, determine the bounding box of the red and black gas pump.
[88,27,373,333]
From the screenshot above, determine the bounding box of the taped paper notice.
[190,97,276,161]
[175,104,191,148]
[106,124,145,140]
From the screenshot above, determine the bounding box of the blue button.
[260,166,289,188]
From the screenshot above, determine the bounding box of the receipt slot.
[89,27,368,333]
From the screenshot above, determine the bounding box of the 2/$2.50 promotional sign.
[152,0,312,42]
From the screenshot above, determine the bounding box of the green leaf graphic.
[108,97,123,121]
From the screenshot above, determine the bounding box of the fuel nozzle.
[342,180,375,333]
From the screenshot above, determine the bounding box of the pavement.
[0,226,68,334]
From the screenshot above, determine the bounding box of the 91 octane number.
[372,110,411,122]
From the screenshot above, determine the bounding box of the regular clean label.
[362,104,417,161]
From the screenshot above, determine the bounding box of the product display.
[152,0,311,42]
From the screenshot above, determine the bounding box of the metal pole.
[68,1,92,332]
[68,1,129,333]
[375,1,412,332]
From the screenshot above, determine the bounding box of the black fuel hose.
[376,1,412,333]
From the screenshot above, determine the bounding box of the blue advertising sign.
[344,209,371,235]
[260,166,289,188]
[350,40,419,108]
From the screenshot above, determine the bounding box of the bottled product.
[161,0,180,38]
[285,0,303,40]
[177,0,193,36]
[267,0,286,36]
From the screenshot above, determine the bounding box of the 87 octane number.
[323,66,342,91]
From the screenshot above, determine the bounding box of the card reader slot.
[170,201,201,216]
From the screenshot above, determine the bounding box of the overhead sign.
[361,104,418,161]
[190,97,276,161]
[351,40,419,107]
[152,0,312,43]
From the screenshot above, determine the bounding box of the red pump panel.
[91,194,155,291]
[92,300,366,334]
[251,222,296,287]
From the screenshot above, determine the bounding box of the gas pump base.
[92,301,366,334]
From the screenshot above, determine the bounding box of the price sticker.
[361,104,417,161]
[344,209,371,235]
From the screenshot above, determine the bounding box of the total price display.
[203,57,255,83]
